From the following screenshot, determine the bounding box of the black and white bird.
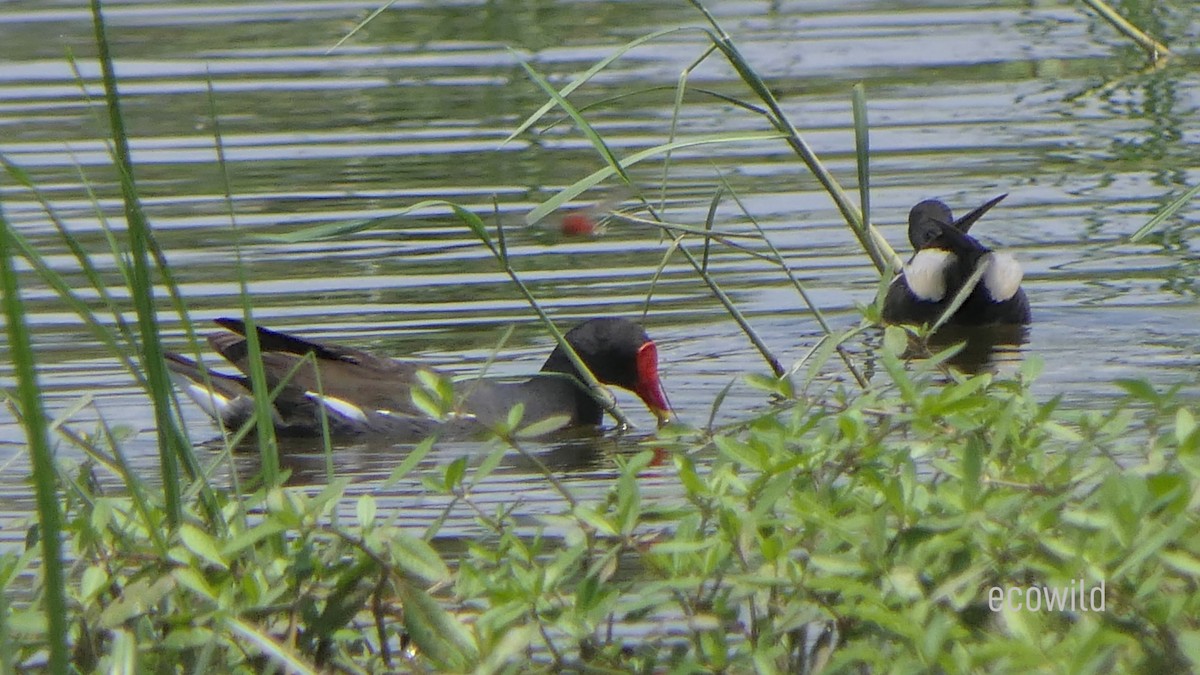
[882,194,1030,327]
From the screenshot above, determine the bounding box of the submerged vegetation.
[2,0,1198,673]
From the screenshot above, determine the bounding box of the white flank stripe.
[305,391,368,423]
[903,249,954,301]
[169,371,234,420]
[983,252,1024,301]
[185,383,233,420]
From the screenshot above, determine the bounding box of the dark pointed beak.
[953,193,1007,233]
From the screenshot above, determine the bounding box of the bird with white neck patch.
[882,194,1030,327]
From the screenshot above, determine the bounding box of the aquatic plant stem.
[715,176,868,387]
[688,0,900,275]
[513,52,786,378]
[929,255,991,334]
[1080,0,1172,61]
[461,203,633,428]
[1129,182,1200,242]
[675,235,785,377]
[204,76,282,490]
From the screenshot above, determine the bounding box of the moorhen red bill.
[882,194,1031,327]
[165,317,674,438]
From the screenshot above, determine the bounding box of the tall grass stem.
[1080,0,1172,60]
[688,0,900,275]
[0,213,69,674]
[90,0,191,526]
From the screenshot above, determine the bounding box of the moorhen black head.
[165,317,674,439]
[882,194,1031,327]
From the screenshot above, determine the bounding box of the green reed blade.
[714,173,867,387]
[659,44,719,213]
[1079,0,1172,60]
[1129,182,1200,243]
[683,242,784,377]
[203,77,281,491]
[502,27,687,147]
[0,206,145,382]
[524,132,784,228]
[512,49,629,187]
[701,188,724,272]
[639,233,680,322]
[688,0,900,275]
[852,83,872,234]
[0,157,140,353]
[91,0,194,527]
[929,255,991,335]
[453,207,632,427]
[252,194,618,423]
[326,0,400,54]
[0,213,69,675]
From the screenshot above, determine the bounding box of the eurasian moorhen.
[165,317,674,438]
[882,194,1031,327]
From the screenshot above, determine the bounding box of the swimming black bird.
[882,194,1030,327]
[165,317,674,439]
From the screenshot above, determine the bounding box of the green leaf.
[99,577,177,629]
[310,560,375,637]
[504,402,526,432]
[650,540,717,555]
[470,445,508,486]
[961,437,982,507]
[80,565,108,602]
[383,435,436,488]
[516,413,571,438]
[257,217,383,243]
[882,325,908,356]
[1114,379,1159,404]
[108,629,137,675]
[160,626,215,651]
[573,505,618,537]
[0,156,36,187]
[220,520,287,559]
[674,454,706,497]
[172,567,217,601]
[851,81,871,229]
[501,27,685,145]
[476,626,536,673]
[1158,549,1200,577]
[411,386,443,420]
[714,435,764,471]
[398,579,479,671]
[449,203,492,246]
[1176,629,1200,670]
[413,369,453,420]
[390,533,451,585]
[356,494,377,529]
[1176,407,1197,445]
[807,554,868,576]
[224,617,319,675]
[260,199,459,243]
[444,457,467,491]
[179,524,228,570]
[1113,517,1189,579]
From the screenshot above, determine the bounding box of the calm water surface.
[2,1,1199,542]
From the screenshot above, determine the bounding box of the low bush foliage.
[4,336,1198,672]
